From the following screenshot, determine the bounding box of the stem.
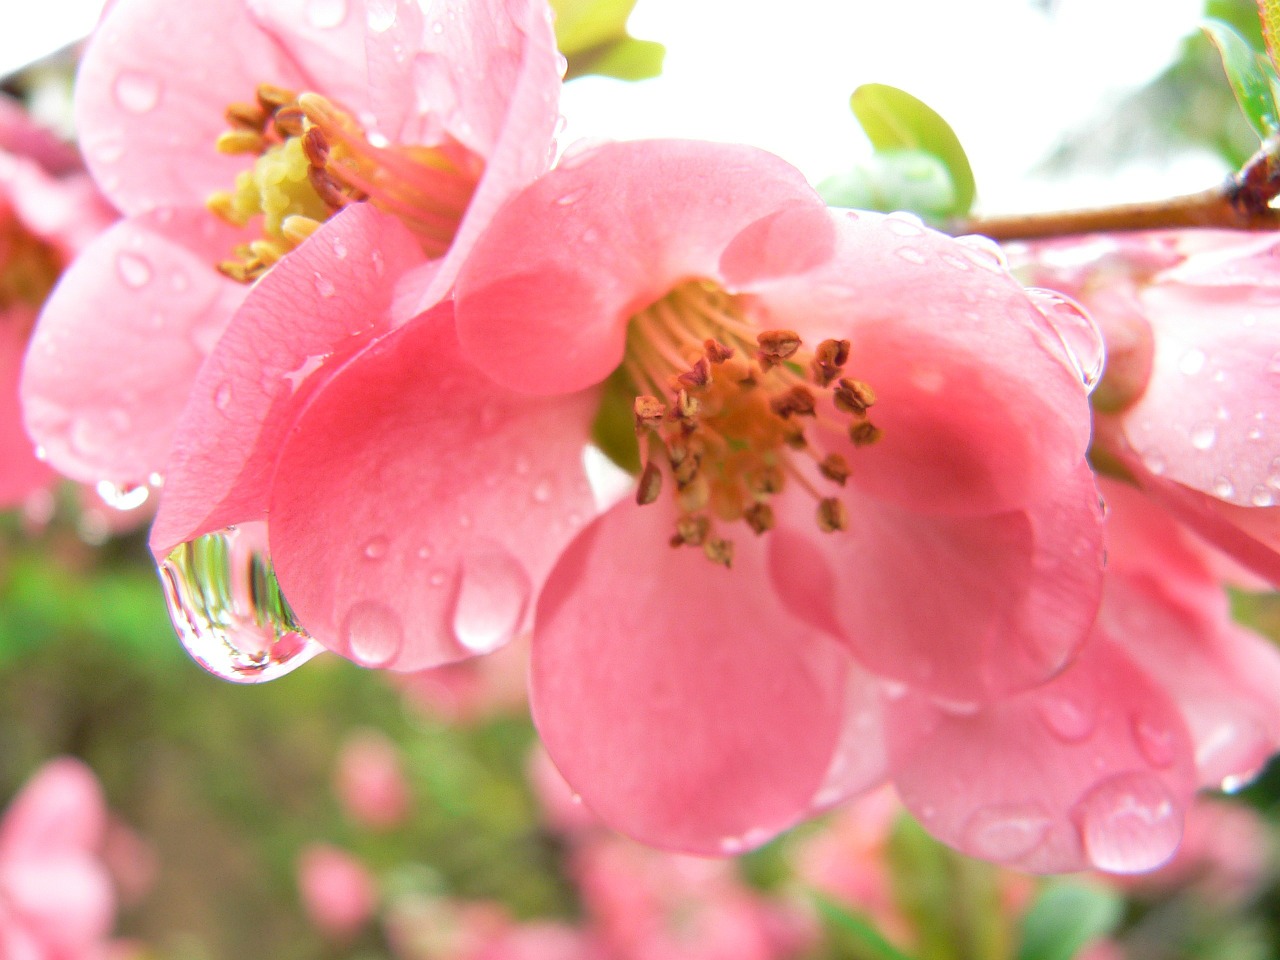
[952,140,1280,240]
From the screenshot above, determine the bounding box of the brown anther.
[256,83,295,111]
[677,475,711,512]
[273,106,306,138]
[703,537,734,568]
[748,465,785,496]
[818,453,850,485]
[676,357,711,390]
[769,385,817,419]
[817,497,848,533]
[225,101,267,130]
[674,515,710,546]
[215,129,265,155]
[704,339,735,363]
[810,338,852,386]
[673,452,701,486]
[743,502,775,535]
[833,378,877,417]
[309,167,349,208]
[303,127,330,169]
[783,427,808,450]
[633,395,666,431]
[849,421,884,447]
[636,461,663,506]
[756,328,802,361]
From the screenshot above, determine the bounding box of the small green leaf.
[550,0,665,81]
[818,149,956,223]
[812,892,920,960]
[1260,0,1280,71]
[590,365,642,475]
[850,84,975,216]
[1015,881,1124,960]
[1204,18,1280,139]
[565,37,665,81]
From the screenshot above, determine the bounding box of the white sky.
[4,0,1215,212]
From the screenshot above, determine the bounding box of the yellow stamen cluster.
[0,207,62,332]
[626,280,883,566]
[207,84,484,283]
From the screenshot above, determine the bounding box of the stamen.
[817,498,848,533]
[833,378,877,417]
[703,537,734,567]
[636,461,663,505]
[849,422,884,446]
[743,502,774,534]
[818,453,850,485]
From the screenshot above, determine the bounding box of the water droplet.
[117,251,152,288]
[532,478,553,503]
[371,249,385,276]
[961,803,1051,862]
[113,70,161,113]
[896,247,927,264]
[332,237,348,260]
[1131,714,1176,769]
[1142,452,1166,476]
[450,548,531,654]
[717,827,771,854]
[556,186,588,206]
[1025,288,1105,393]
[1178,348,1206,376]
[362,536,389,561]
[366,0,396,31]
[1249,426,1265,441]
[170,269,190,292]
[305,0,347,28]
[514,455,531,476]
[159,523,325,683]
[95,480,149,511]
[954,234,1009,270]
[429,570,447,587]
[1212,475,1235,499]
[214,380,233,412]
[1221,772,1257,794]
[341,600,403,667]
[415,545,433,561]
[880,679,907,700]
[1190,422,1217,451]
[93,139,124,164]
[312,271,336,298]
[884,213,924,236]
[1251,485,1275,507]
[1038,693,1096,743]
[431,19,445,33]
[1073,771,1182,873]
[940,253,971,271]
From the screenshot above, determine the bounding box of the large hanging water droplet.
[449,548,531,654]
[1072,771,1182,873]
[113,70,161,113]
[95,480,150,512]
[305,0,347,28]
[961,802,1051,862]
[1025,288,1105,393]
[159,523,324,683]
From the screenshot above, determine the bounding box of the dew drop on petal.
[1073,772,1182,873]
[1190,422,1217,451]
[1038,693,1096,743]
[961,803,1051,862]
[556,186,588,206]
[95,480,150,511]
[1142,452,1166,476]
[362,535,389,561]
[1025,288,1105,393]
[371,249,385,277]
[884,212,924,236]
[450,548,531,654]
[1250,485,1274,506]
[312,271,336,298]
[113,70,161,113]
[1178,348,1206,376]
[1130,713,1176,769]
[117,251,152,288]
[214,381,233,412]
[1212,475,1234,499]
[954,233,1009,270]
[305,0,347,28]
[159,523,325,683]
[366,0,396,32]
[896,247,927,264]
[332,237,348,260]
[341,600,404,667]
[532,478,553,503]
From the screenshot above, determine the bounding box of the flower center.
[207,84,484,282]
[0,206,62,334]
[623,280,882,566]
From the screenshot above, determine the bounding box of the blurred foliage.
[550,0,664,81]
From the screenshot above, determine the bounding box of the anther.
[633,395,666,432]
[308,167,350,208]
[303,127,330,169]
[217,259,256,283]
[281,215,323,245]
[833,378,877,417]
[215,129,265,155]
[673,389,700,424]
[256,83,295,111]
[756,328,802,369]
[676,357,711,390]
[743,502,775,534]
[674,515,710,546]
[818,453,850,486]
[636,461,663,505]
[748,465,785,496]
[274,106,306,138]
[703,537,734,568]
[783,427,808,450]
[770,385,817,419]
[677,475,710,512]
[704,339,735,363]
[849,422,884,447]
[249,239,287,267]
[225,102,267,130]
[811,338,851,386]
[817,497,848,533]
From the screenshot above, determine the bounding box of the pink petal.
[297,844,376,941]
[0,758,107,861]
[530,497,848,855]
[0,856,115,951]
[0,312,53,508]
[889,638,1196,874]
[268,302,598,671]
[455,139,826,394]
[0,153,115,257]
[75,0,309,214]
[150,204,421,556]
[22,208,247,486]
[807,664,889,812]
[772,462,1104,702]
[243,0,371,115]
[0,94,82,175]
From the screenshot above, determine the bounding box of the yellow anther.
[225,101,267,130]
[281,215,323,246]
[216,129,266,155]
[248,238,288,266]
[674,515,711,546]
[256,83,295,111]
[633,395,666,432]
[817,497,848,532]
[273,106,306,138]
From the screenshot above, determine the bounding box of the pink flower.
[1013,231,1280,582]
[0,757,116,959]
[21,0,563,494]
[397,633,530,724]
[334,729,411,830]
[297,843,377,942]
[160,137,1107,854]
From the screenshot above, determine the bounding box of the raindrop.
[556,186,588,206]
[514,455,531,475]
[305,0,347,28]
[170,269,190,292]
[961,803,1051,862]
[1221,772,1256,794]
[113,70,161,113]
[1073,771,1182,873]
[117,251,153,288]
[1038,693,1096,743]
[884,213,924,236]
[159,523,325,683]
[341,600,403,667]
[415,545,433,561]
[214,380,233,412]
[880,679,908,700]
[95,480,149,511]
[366,0,396,32]
[1212,475,1234,499]
[1249,427,1265,441]
[429,570,447,587]
[1130,714,1176,769]
[371,249,385,277]
[532,478,553,503]
[1142,452,1166,476]
[1190,422,1217,451]
[1025,288,1105,393]
[940,253,971,271]
[1177,348,1206,376]
[431,19,445,33]
[449,547,531,654]
[93,139,125,164]
[332,237,348,260]
[717,827,771,855]
[1251,485,1275,507]
[362,536,389,560]
[896,247,927,265]
[954,233,1009,270]
[312,271,336,298]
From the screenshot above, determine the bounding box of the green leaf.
[1015,881,1125,960]
[818,149,956,223]
[850,84,975,216]
[550,0,665,81]
[1260,0,1280,70]
[812,892,920,960]
[1204,18,1280,138]
[590,365,642,475]
[566,37,665,81]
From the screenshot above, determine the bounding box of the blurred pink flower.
[397,634,530,725]
[1014,231,1280,583]
[0,757,116,959]
[297,843,377,942]
[334,729,411,830]
[22,0,563,494]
